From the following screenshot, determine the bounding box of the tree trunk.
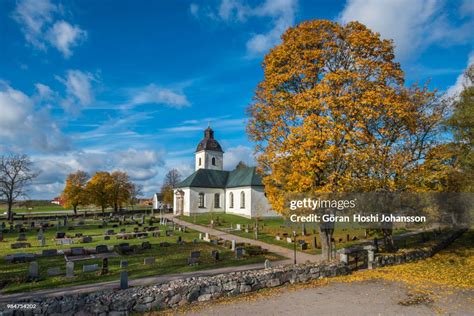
[318,223,334,261]
[7,200,13,223]
[382,228,395,252]
[114,202,118,212]
[73,205,78,215]
[101,205,105,213]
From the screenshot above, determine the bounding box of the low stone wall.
[2,262,350,315]
[374,229,466,268]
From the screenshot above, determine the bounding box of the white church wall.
[185,187,226,216]
[225,187,253,218]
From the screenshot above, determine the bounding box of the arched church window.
[240,191,245,208]
[229,192,234,208]
[212,157,216,166]
[199,158,202,166]
[214,193,220,208]
[198,192,205,208]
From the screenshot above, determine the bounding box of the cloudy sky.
[0,0,473,199]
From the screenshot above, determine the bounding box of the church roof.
[175,166,264,188]
[195,127,224,153]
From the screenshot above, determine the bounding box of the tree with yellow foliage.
[86,171,113,213]
[61,170,88,215]
[247,20,447,257]
[110,171,133,212]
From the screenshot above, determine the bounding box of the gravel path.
[185,280,474,316]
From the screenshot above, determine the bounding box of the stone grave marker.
[47,267,61,276]
[40,236,46,247]
[66,261,74,278]
[17,233,27,241]
[141,241,151,249]
[286,237,293,243]
[96,244,108,253]
[42,249,58,256]
[104,236,110,240]
[83,264,99,273]
[275,235,281,241]
[101,258,109,275]
[120,271,128,289]
[11,242,31,249]
[37,229,44,240]
[81,236,93,243]
[120,260,128,269]
[177,236,182,243]
[143,257,155,265]
[75,233,83,238]
[235,247,244,259]
[264,259,272,269]
[236,224,241,231]
[28,261,39,280]
[199,233,203,240]
[70,247,85,256]
[211,250,219,261]
[231,240,236,251]
[56,232,66,239]
[166,230,172,236]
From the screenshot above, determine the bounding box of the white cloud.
[446,51,474,98]
[130,84,190,108]
[224,145,255,170]
[0,83,70,152]
[191,0,297,56]
[190,3,200,17]
[12,0,87,58]
[56,69,97,112]
[46,20,87,58]
[339,0,474,60]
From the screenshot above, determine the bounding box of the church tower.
[195,126,224,171]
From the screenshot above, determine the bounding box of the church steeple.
[195,126,224,171]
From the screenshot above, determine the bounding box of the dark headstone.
[211,250,219,260]
[96,244,109,253]
[81,236,93,243]
[104,235,110,240]
[141,241,151,249]
[70,247,85,256]
[42,249,58,256]
[11,242,31,249]
[101,258,109,275]
[56,232,66,239]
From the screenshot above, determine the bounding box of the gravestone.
[83,264,99,273]
[17,233,26,241]
[70,247,85,256]
[81,236,93,243]
[75,233,83,238]
[47,267,61,276]
[231,240,236,251]
[275,235,281,241]
[120,260,128,269]
[37,229,44,240]
[177,236,182,243]
[199,233,203,240]
[141,241,151,249]
[42,249,58,256]
[104,236,110,240]
[96,245,108,253]
[120,271,128,289]
[166,230,172,236]
[101,258,109,275]
[236,224,241,231]
[143,257,155,265]
[211,250,219,261]
[11,242,31,249]
[235,247,244,259]
[40,236,46,247]
[301,242,308,250]
[28,261,39,280]
[56,232,66,239]
[264,259,272,269]
[106,229,115,235]
[286,237,293,243]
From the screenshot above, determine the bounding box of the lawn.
[0,216,281,294]
[177,213,408,254]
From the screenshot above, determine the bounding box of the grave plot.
[0,215,281,294]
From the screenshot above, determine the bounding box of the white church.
[173,127,279,218]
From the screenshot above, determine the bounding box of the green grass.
[177,213,395,254]
[0,217,281,294]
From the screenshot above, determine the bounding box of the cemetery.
[0,213,281,294]
[177,213,426,255]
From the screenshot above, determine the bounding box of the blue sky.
[0,0,473,199]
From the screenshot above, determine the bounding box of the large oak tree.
[247,20,447,258]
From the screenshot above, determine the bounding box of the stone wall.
[374,229,466,267]
[2,262,350,315]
